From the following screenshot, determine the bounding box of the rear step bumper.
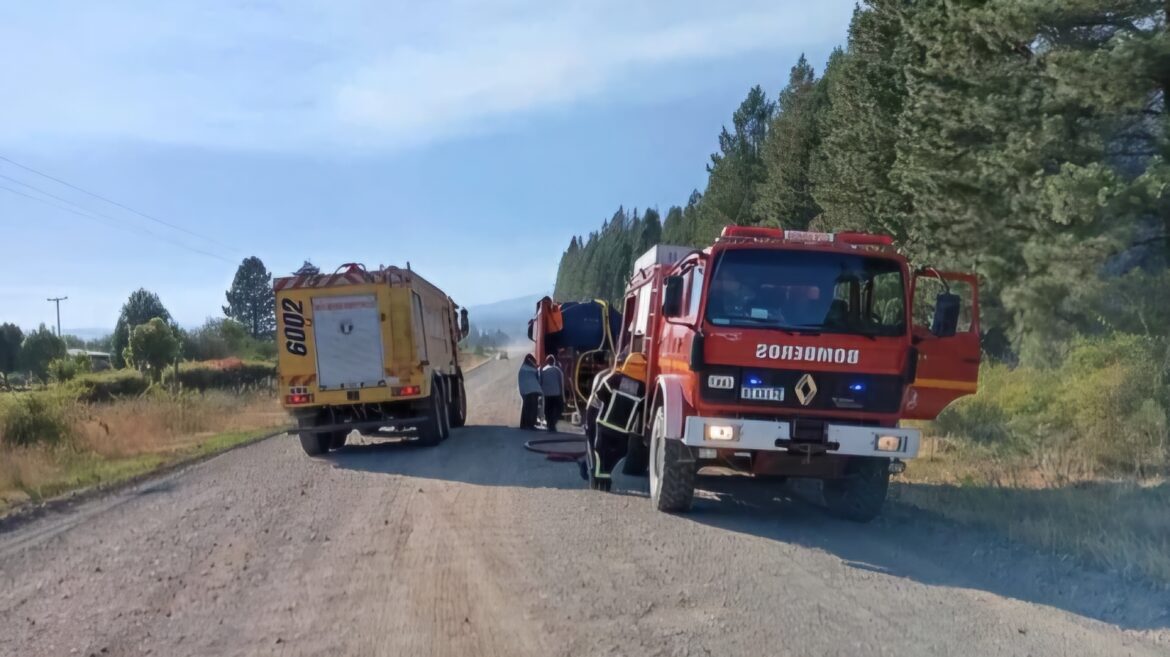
[681,416,919,459]
[294,416,429,436]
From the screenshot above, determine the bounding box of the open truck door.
[902,270,981,420]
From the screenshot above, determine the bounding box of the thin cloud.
[0,0,851,151]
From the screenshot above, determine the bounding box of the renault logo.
[795,373,818,406]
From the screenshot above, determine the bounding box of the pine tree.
[639,208,662,252]
[661,206,685,244]
[755,54,828,229]
[893,0,1166,360]
[812,3,912,239]
[223,256,276,339]
[696,86,776,242]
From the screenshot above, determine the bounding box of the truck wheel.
[648,406,695,513]
[823,458,890,523]
[417,385,445,447]
[449,375,467,428]
[621,433,649,476]
[297,417,327,456]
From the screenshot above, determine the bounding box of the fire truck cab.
[588,226,980,520]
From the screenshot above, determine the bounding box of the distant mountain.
[61,327,114,340]
[466,293,545,345]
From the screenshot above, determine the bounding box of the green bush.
[48,357,80,383]
[0,392,72,447]
[930,333,1170,478]
[163,360,275,392]
[67,369,150,403]
[934,396,1012,445]
[252,340,277,361]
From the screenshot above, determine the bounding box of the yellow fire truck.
[274,263,470,455]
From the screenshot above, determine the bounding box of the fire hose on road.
[522,436,586,462]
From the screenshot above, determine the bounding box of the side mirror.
[459,308,470,339]
[662,275,685,318]
[931,292,961,338]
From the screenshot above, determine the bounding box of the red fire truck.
[586,226,980,520]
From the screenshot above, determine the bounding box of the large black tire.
[449,374,467,428]
[417,383,446,447]
[621,433,649,476]
[648,406,695,513]
[327,430,348,451]
[823,458,890,523]
[297,417,328,456]
[299,432,327,456]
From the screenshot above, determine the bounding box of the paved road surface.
[1,359,1167,656]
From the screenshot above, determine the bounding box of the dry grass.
[74,391,286,458]
[898,435,1170,587]
[0,391,287,511]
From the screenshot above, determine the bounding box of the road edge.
[0,427,289,535]
[1,357,499,535]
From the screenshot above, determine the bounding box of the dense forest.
[553,0,1169,365]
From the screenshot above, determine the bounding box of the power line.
[0,172,166,232]
[0,183,235,264]
[0,173,236,263]
[0,153,237,252]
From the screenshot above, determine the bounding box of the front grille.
[790,418,826,442]
[699,366,904,413]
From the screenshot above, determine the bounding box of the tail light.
[393,385,421,396]
[286,393,313,405]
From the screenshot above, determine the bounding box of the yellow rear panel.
[276,282,427,409]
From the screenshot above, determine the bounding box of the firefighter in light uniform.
[582,352,648,490]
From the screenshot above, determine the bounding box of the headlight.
[705,424,737,441]
[875,435,903,452]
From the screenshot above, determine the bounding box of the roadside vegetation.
[0,389,284,511]
[552,2,1170,586]
[902,333,1170,587]
[0,256,288,513]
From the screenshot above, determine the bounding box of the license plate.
[741,386,784,401]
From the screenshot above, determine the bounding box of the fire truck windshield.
[705,248,906,337]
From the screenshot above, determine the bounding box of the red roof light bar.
[718,225,893,247]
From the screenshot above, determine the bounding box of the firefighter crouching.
[582,352,649,491]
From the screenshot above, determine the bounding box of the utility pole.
[47,296,68,337]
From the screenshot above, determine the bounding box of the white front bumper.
[681,416,920,458]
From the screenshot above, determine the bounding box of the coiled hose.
[523,436,587,462]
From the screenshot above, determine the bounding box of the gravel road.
[1,358,1167,657]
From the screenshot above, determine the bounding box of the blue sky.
[0,1,852,333]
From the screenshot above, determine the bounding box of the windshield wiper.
[712,316,778,326]
[772,323,823,336]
